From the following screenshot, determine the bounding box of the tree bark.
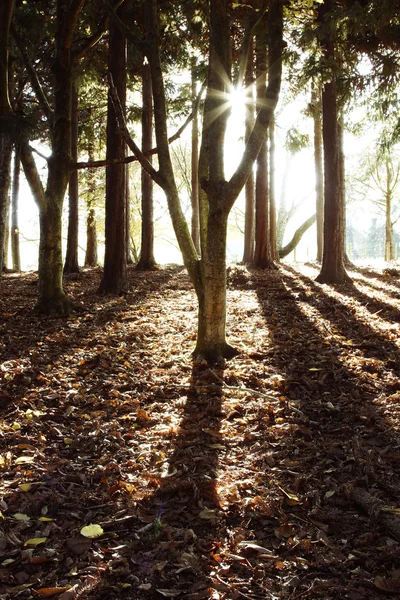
[312,84,324,262]
[63,83,80,274]
[242,39,255,264]
[269,117,278,261]
[385,159,394,261]
[316,1,350,284]
[252,15,276,270]
[11,142,21,271]
[0,0,15,275]
[191,62,200,255]
[84,110,98,267]
[136,61,156,270]
[98,10,127,293]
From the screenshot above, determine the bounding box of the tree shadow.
[248,264,400,598]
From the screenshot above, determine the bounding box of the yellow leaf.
[64,438,73,445]
[24,537,47,546]
[80,524,104,538]
[12,422,21,431]
[198,507,219,520]
[278,486,300,506]
[38,517,53,522]
[20,483,32,492]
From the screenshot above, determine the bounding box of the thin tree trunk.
[126,163,133,264]
[98,10,127,293]
[64,83,80,274]
[312,84,324,262]
[3,181,10,270]
[385,160,393,261]
[269,117,278,261]
[136,61,156,270]
[242,38,255,263]
[11,143,21,271]
[191,62,200,255]
[84,111,98,267]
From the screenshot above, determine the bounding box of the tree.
[242,39,255,264]
[252,12,276,270]
[311,84,324,262]
[136,61,156,270]
[111,0,283,360]
[11,143,21,271]
[64,83,80,274]
[191,62,201,255]
[0,0,15,275]
[316,0,350,284]
[98,9,127,294]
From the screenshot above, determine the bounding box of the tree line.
[0,0,399,360]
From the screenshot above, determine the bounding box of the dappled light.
[1,265,400,598]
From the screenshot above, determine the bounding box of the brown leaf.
[36,587,71,598]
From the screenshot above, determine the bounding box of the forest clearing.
[1,263,400,599]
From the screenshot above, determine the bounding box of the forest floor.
[1,262,400,600]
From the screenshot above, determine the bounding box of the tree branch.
[75,0,126,60]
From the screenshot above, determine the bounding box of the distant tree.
[242,39,255,264]
[310,84,324,262]
[191,62,201,255]
[64,83,80,274]
[11,143,21,271]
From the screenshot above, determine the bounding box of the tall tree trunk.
[253,16,275,269]
[3,188,10,270]
[126,163,133,264]
[63,83,80,274]
[242,39,255,264]
[11,142,21,271]
[191,62,200,255]
[316,1,350,284]
[0,0,15,275]
[84,111,98,267]
[385,160,393,261]
[269,117,278,261]
[312,84,324,262]
[136,61,156,270]
[98,11,127,293]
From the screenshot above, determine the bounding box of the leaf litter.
[0,263,400,598]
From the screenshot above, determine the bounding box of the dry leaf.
[80,524,104,538]
[36,587,71,598]
[24,537,47,546]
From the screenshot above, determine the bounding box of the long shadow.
[250,266,400,598]
[351,264,400,292]
[114,363,225,598]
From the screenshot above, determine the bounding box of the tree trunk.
[253,16,275,270]
[385,160,394,261]
[3,186,10,270]
[191,62,201,255]
[0,0,15,274]
[242,39,255,264]
[136,61,156,271]
[98,11,127,293]
[63,83,80,274]
[84,112,98,267]
[312,84,324,263]
[126,163,133,264]
[194,210,237,360]
[269,117,278,261]
[11,143,21,271]
[315,6,350,285]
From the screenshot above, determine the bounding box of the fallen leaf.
[24,537,47,546]
[80,524,104,538]
[36,587,71,598]
[198,507,219,520]
[13,513,30,521]
[15,456,35,465]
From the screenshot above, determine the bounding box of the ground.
[1,262,400,600]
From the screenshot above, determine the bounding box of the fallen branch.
[347,486,400,541]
